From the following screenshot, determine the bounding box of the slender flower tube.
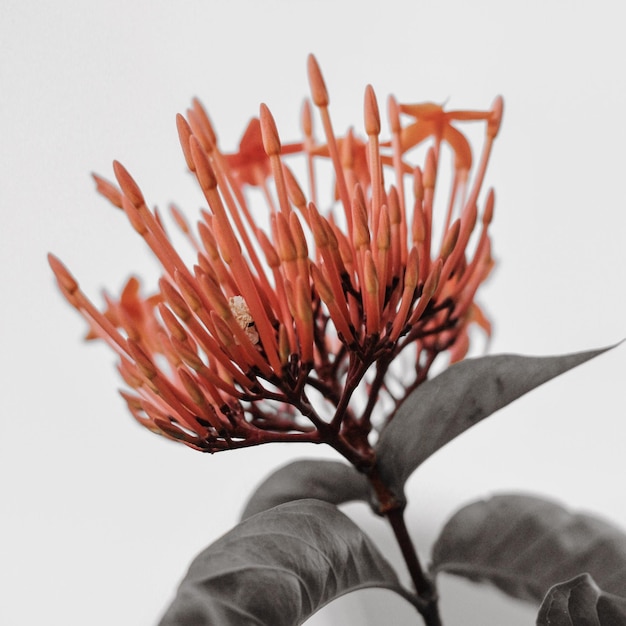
[50,55,503,462]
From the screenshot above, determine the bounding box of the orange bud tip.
[377,206,391,250]
[192,98,217,145]
[464,202,478,232]
[308,203,328,247]
[189,136,217,191]
[170,204,191,235]
[425,258,443,296]
[213,216,241,264]
[413,168,424,201]
[48,253,79,295]
[364,84,381,136]
[423,149,437,189]
[405,247,420,288]
[118,363,144,390]
[289,211,308,258]
[127,340,158,380]
[92,173,123,209]
[112,161,145,207]
[179,369,206,406]
[159,278,191,321]
[488,96,504,138]
[276,212,297,262]
[441,219,460,260]
[388,186,401,225]
[260,103,282,156]
[364,250,379,295]
[158,304,187,341]
[301,99,313,136]
[483,189,495,225]
[174,269,203,312]
[176,114,196,171]
[388,95,401,133]
[119,390,143,411]
[256,229,280,268]
[310,264,334,303]
[278,324,290,365]
[283,165,306,209]
[122,195,148,235]
[191,98,217,139]
[295,276,313,323]
[307,54,329,107]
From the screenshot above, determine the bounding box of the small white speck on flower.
[229,295,259,345]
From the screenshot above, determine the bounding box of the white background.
[2,1,625,624]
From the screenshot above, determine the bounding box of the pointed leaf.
[431,494,626,604]
[537,573,626,625]
[241,459,370,520]
[375,347,612,499]
[160,499,415,626]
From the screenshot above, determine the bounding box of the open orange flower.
[50,55,502,463]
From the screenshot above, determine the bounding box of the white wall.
[2,1,624,624]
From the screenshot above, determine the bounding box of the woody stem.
[367,467,442,626]
[385,508,442,626]
[321,411,441,624]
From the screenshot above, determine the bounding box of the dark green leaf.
[431,494,626,604]
[537,573,626,625]
[159,499,415,626]
[241,459,370,520]
[375,347,611,500]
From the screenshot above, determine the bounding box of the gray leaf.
[537,573,626,625]
[432,494,626,603]
[241,459,370,520]
[160,499,415,626]
[375,347,612,501]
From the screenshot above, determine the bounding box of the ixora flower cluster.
[51,56,626,626]
[49,55,502,466]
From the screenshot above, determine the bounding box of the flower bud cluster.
[50,55,502,455]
